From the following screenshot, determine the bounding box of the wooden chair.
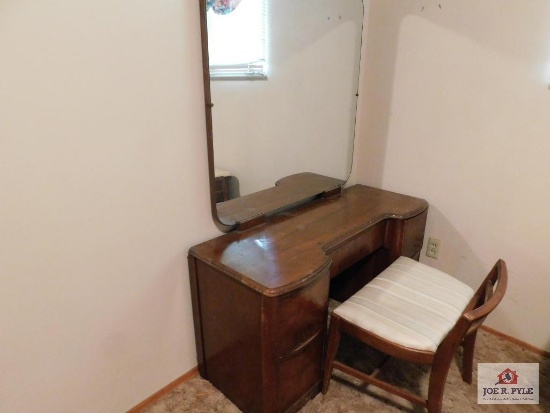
[322,256,508,413]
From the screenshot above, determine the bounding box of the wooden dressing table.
[188,184,428,413]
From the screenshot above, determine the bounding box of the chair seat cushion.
[334,256,475,352]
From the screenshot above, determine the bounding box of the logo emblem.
[495,368,518,385]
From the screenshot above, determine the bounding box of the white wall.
[353,0,550,351]
[0,1,219,412]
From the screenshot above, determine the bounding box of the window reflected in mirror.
[207,0,268,79]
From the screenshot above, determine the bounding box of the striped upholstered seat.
[333,256,475,352]
[323,256,508,413]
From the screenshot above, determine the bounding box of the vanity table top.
[190,184,428,297]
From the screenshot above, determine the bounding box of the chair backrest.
[463,259,508,332]
[445,260,508,345]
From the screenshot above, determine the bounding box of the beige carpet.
[142,330,549,412]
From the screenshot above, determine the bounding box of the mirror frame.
[198,0,228,230]
[198,0,361,232]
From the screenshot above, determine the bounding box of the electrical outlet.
[426,237,440,259]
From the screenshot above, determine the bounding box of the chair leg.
[461,331,478,384]
[322,315,341,394]
[426,375,444,413]
[427,349,456,413]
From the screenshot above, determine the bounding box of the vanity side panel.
[188,255,206,376]
[194,259,264,413]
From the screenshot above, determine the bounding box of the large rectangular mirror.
[199,0,364,230]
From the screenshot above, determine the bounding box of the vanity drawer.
[273,271,329,357]
[327,221,386,278]
[277,331,324,413]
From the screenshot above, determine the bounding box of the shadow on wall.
[420,204,515,333]
[358,0,550,186]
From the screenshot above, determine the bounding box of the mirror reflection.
[205,0,364,224]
